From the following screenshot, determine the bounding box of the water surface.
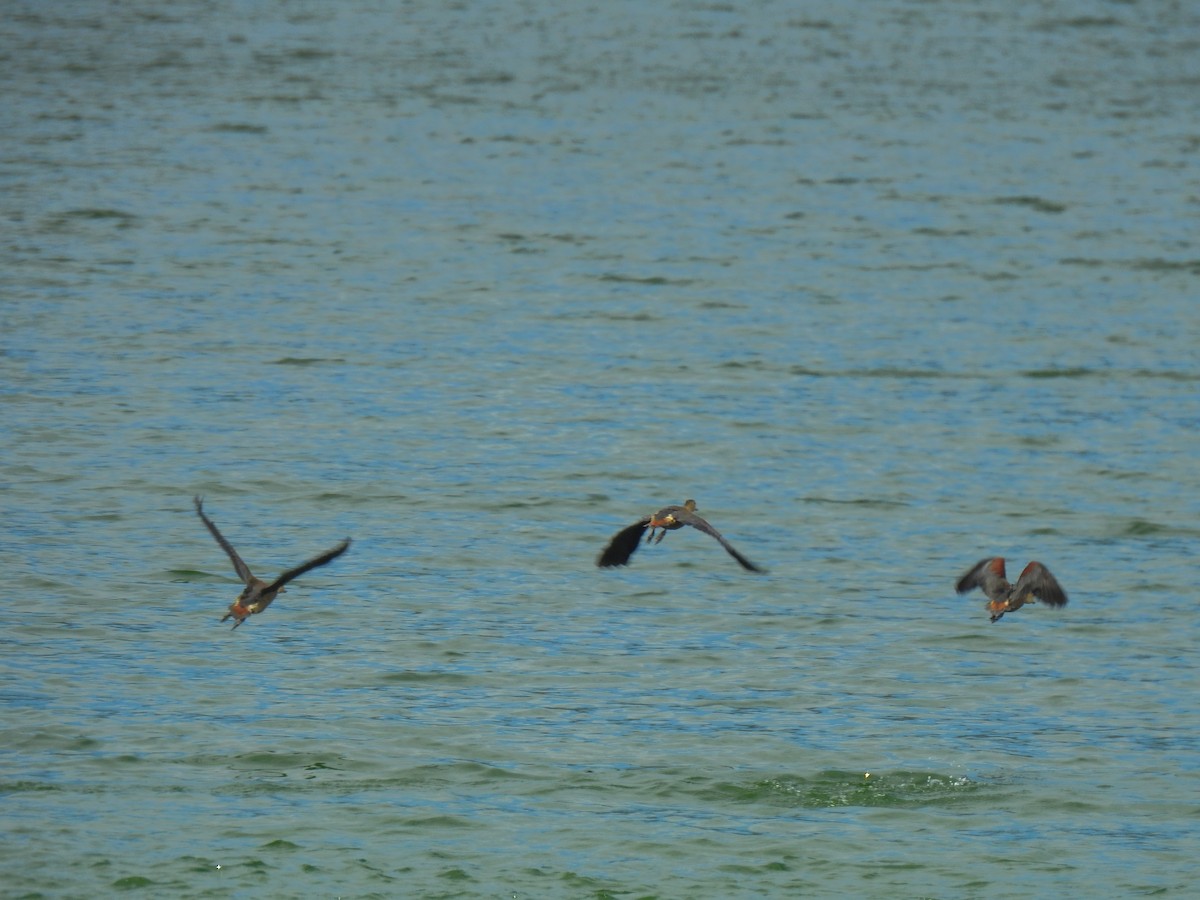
[3,1,1199,897]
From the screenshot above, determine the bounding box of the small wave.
[707,770,979,809]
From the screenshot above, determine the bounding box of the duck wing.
[674,509,763,573]
[260,539,352,596]
[194,496,254,585]
[954,557,1009,602]
[597,517,651,567]
[1011,561,1068,608]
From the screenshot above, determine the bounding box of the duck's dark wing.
[194,496,254,585]
[675,510,764,572]
[1012,561,1068,608]
[597,518,651,567]
[261,539,351,595]
[954,556,1008,601]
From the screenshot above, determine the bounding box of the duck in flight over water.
[955,556,1067,622]
[194,496,351,629]
[597,499,763,572]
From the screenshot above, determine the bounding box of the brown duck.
[955,556,1067,622]
[194,496,350,629]
[597,499,763,572]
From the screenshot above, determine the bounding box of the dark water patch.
[14,731,101,752]
[1131,258,1200,275]
[591,311,662,322]
[871,262,968,276]
[380,670,473,684]
[802,496,908,508]
[271,357,345,366]
[788,366,957,379]
[111,875,156,889]
[993,195,1067,214]
[179,854,218,873]
[303,762,344,774]
[464,71,516,86]
[255,47,335,64]
[178,568,236,583]
[1016,434,1062,447]
[81,512,123,523]
[1018,365,1200,382]
[1085,467,1150,480]
[717,359,772,370]
[1062,256,1200,276]
[912,226,974,237]
[310,491,363,502]
[553,868,644,897]
[44,209,138,231]
[1,780,62,793]
[1036,15,1123,31]
[56,208,136,221]
[595,273,696,287]
[1129,369,1200,382]
[424,90,484,107]
[1021,367,1095,379]
[787,18,836,30]
[401,815,476,830]
[229,750,353,772]
[260,839,301,851]
[207,122,269,135]
[1117,518,1199,538]
[1127,580,1175,593]
[477,497,566,510]
[725,137,791,147]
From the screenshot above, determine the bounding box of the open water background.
[3,1,1199,897]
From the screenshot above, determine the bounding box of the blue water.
[3,1,1199,896]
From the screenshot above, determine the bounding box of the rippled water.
[3,1,1199,897]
